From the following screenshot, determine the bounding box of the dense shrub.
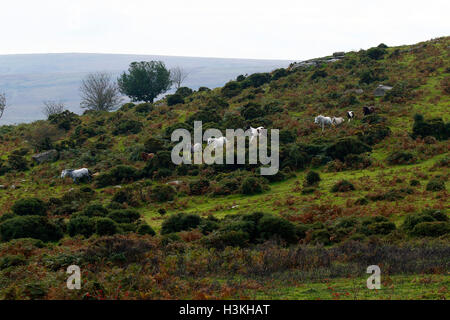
[189,179,210,195]
[203,230,249,249]
[161,213,202,234]
[12,198,47,216]
[152,185,176,202]
[311,69,328,80]
[257,215,298,244]
[175,87,194,97]
[222,81,242,98]
[240,103,264,120]
[241,177,265,195]
[198,86,210,92]
[144,136,165,153]
[366,47,386,60]
[137,224,156,236]
[67,216,96,238]
[271,68,288,81]
[96,165,140,188]
[187,108,222,125]
[112,119,143,135]
[357,125,391,145]
[107,209,140,224]
[331,180,355,192]
[411,222,449,237]
[242,73,271,88]
[95,218,119,236]
[134,103,153,113]
[0,216,63,242]
[279,129,296,144]
[325,138,371,161]
[48,110,80,130]
[387,151,416,165]
[305,171,321,186]
[412,115,449,140]
[166,93,184,106]
[402,210,448,235]
[7,153,28,171]
[80,204,108,217]
[426,178,445,191]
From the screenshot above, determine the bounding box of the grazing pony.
[207,137,228,148]
[191,143,202,153]
[141,152,155,162]
[363,106,375,116]
[61,168,92,184]
[332,117,345,126]
[347,111,355,122]
[249,126,264,144]
[314,115,333,132]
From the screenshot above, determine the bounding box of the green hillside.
[0,37,449,300]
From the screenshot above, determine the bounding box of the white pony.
[249,126,264,144]
[61,168,92,184]
[207,137,228,148]
[314,115,333,132]
[332,117,345,126]
[191,143,202,153]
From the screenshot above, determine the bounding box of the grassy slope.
[0,37,449,299]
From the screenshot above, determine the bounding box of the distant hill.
[0,53,291,124]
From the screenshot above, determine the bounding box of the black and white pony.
[347,111,355,122]
[314,115,333,132]
[61,168,92,184]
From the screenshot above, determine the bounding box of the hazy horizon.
[0,53,291,125]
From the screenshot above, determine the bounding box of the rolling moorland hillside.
[0,37,449,300]
[0,53,290,125]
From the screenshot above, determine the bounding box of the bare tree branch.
[170,66,189,90]
[0,93,6,120]
[42,100,65,118]
[80,72,123,111]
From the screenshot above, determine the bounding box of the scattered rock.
[231,205,240,209]
[333,52,345,58]
[0,185,5,189]
[345,88,364,95]
[167,180,183,186]
[32,149,58,164]
[373,84,393,97]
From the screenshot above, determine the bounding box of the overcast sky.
[1,0,449,60]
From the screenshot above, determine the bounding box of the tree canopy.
[118,61,172,103]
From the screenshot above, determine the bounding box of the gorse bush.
[325,138,372,161]
[95,218,119,236]
[152,185,176,202]
[331,180,355,192]
[166,93,184,106]
[426,178,445,191]
[161,213,202,235]
[137,224,156,236]
[107,209,141,224]
[305,171,321,186]
[67,216,96,238]
[412,115,450,141]
[96,165,140,188]
[12,198,47,216]
[241,177,265,195]
[0,216,63,242]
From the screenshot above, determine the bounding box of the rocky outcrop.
[32,149,58,164]
[373,84,393,97]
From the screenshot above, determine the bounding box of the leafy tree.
[118,61,172,103]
